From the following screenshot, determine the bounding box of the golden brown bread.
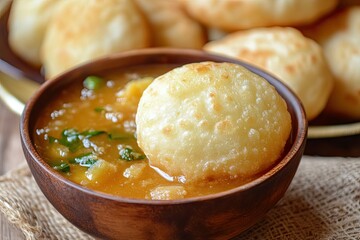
[41,0,150,79]
[135,0,206,48]
[180,0,339,31]
[204,27,334,120]
[8,0,60,66]
[136,62,291,183]
[302,7,360,119]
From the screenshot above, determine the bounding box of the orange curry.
[34,65,257,200]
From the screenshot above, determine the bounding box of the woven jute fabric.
[0,156,359,240]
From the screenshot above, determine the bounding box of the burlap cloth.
[0,156,359,240]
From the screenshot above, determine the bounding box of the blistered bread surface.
[136,62,291,183]
[303,7,360,119]
[135,0,206,48]
[180,0,338,31]
[41,0,150,79]
[204,27,334,120]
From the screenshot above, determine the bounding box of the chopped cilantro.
[69,153,98,168]
[80,130,106,139]
[94,107,105,113]
[53,163,70,173]
[119,148,145,161]
[48,136,57,144]
[49,127,140,162]
[108,132,134,140]
[48,129,106,152]
[59,129,81,152]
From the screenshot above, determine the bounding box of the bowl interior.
[21,48,307,203]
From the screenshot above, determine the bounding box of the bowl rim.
[20,48,307,205]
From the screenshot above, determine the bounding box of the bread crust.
[204,27,334,120]
[8,0,60,66]
[135,0,206,48]
[302,7,360,119]
[180,0,339,31]
[136,62,291,183]
[41,0,150,79]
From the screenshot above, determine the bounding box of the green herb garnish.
[69,153,98,168]
[108,132,134,140]
[119,148,145,161]
[58,129,81,152]
[53,163,70,173]
[94,107,105,113]
[83,76,105,90]
[49,127,139,161]
[48,129,106,152]
[80,130,106,139]
[48,136,57,144]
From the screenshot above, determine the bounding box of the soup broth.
[34,64,258,200]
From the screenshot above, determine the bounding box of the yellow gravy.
[34,65,257,200]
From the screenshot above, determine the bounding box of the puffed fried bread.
[135,0,206,48]
[41,0,150,79]
[302,7,360,119]
[180,0,339,31]
[8,0,60,66]
[136,62,291,183]
[204,27,334,120]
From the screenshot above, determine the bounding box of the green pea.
[83,76,105,90]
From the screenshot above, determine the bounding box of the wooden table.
[0,100,26,239]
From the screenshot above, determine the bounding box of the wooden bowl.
[20,48,307,239]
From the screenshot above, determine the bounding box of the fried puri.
[204,27,334,120]
[41,0,150,79]
[135,0,206,49]
[136,62,291,183]
[180,0,339,31]
[8,0,60,66]
[302,7,360,119]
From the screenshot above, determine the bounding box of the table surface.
[0,100,27,240]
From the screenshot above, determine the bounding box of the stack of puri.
[301,6,360,120]
[184,0,359,121]
[7,0,360,121]
[8,0,207,79]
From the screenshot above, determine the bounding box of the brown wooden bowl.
[20,48,307,239]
